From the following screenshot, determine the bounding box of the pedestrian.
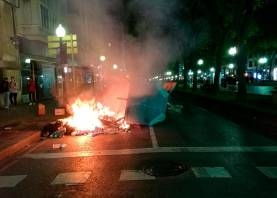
[1,77,10,109]
[9,76,17,106]
[27,78,36,105]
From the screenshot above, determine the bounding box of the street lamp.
[210,67,215,72]
[228,47,237,56]
[55,24,67,64]
[113,64,118,70]
[197,69,202,74]
[188,70,194,76]
[228,63,235,69]
[55,24,66,105]
[56,24,66,38]
[197,59,204,66]
[258,57,268,64]
[99,55,106,62]
[165,71,172,76]
[25,58,31,64]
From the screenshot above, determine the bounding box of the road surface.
[0,98,276,198]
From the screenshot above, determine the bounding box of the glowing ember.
[61,98,129,133]
[118,119,130,130]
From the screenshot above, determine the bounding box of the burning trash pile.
[41,99,130,138]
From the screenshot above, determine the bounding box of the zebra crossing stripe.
[192,167,232,178]
[119,170,155,181]
[256,167,277,178]
[0,175,27,188]
[51,171,91,185]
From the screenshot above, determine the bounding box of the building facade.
[0,0,20,106]
[16,0,68,102]
[246,54,277,82]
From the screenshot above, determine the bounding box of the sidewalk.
[0,100,65,164]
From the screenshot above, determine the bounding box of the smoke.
[61,0,193,110]
[123,0,185,76]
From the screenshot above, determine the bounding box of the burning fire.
[61,98,129,133]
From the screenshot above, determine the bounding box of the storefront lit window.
[273,68,277,81]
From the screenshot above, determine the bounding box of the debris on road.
[40,121,64,138]
[41,116,130,138]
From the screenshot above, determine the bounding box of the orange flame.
[62,98,129,132]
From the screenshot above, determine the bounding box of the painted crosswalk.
[51,171,91,185]
[1,166,277,188]
[256,167,277,178]
[0,175,27,188]
[119,170,155,181]
[192,167,232,178]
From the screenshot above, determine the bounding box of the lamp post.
[197,59,204,66]
[56,24,66,105]
[227,47,238,76]
[258,57,268,81]
[113,64,118,70]
[99,55,106,62]
[258,57,268,64]
[228,47,237,56]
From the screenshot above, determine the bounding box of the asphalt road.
[0,99,277,198]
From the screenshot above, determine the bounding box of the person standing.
[27,78,36,105]
[1,77,10,109]
[9,77,18,106]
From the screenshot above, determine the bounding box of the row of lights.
[195,46,268,72]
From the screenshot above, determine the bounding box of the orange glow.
[61,98,129,133]
[118,119,130,130]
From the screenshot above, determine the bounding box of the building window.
[40,5,49,29]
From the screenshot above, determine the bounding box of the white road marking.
[149,127,159,148]
[256,167,277,178]
[0,159,19,173]
[119,170,155,181]
[0,175,27,188]
[192,167,232,178]
[22,146,277,159]
[51,172,91,185]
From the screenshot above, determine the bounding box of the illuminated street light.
[55,24,67,105]
[56,24,66,38]
[188,70,194,76]
[165,71,172,76]
[228,47,237,56]
[64,66,68,73]
[210,67,215,72]
[99,55,106,62]
[228,63,235,69]
[113,64,118,70]
[197,69,202,74]
[258,57,268,64]
[197,59,204,66]
[25,58,31,64]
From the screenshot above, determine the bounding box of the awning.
[20,53,56,64]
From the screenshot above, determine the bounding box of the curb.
[0,132,40,162]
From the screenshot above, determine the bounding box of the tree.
[195,0,269,98]
[175,0,210,90]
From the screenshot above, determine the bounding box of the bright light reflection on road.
[77,136,91,145]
